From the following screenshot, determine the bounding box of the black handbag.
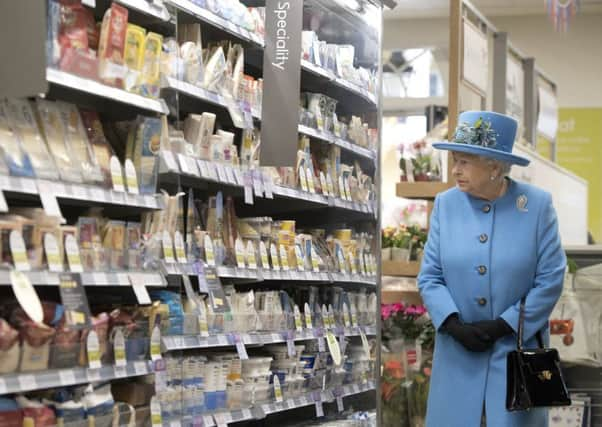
[506,298,572,411]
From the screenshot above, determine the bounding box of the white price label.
[10,230,30,271]
[263,171,274,199]
[162,150,178,171]
[130,273,151,305]
[110,156,125,192]
[319,172,328,196]
[298,166,308,192]
[306,167,316,193]
[216,164,226,182]
[197,160,209,177]
[124,159,139,194]
[162,231,175,263]
[87,368,101,383]
[0,190,7,212]
[134,361,148,376]
[18,374,38,391]
[38,182,64,222]
[59,369,76,385]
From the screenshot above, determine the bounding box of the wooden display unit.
[396,181,450,200]
[382,260,421,277]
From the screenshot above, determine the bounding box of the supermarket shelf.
[162,262,377,286]
[0,360,152,395]
[261,381,376,415]
[114,0,172,22]
[298,125,376,161]
[168,0,264,47]
[162,326,377,351]
[163,76,260,120]
[175,381,376,427]
[396,181,450,200]
[46,68,169,115]
[0,270,166,287]
[301,60,378,107]
[382,260,421,277]
[158,152,375,217]
[0,176,163,210]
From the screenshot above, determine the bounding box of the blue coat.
[418,179,566,427]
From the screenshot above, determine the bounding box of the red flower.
[392,302,405,313]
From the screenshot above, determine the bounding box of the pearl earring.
[490,176,496,181]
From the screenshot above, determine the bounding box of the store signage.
[260,0,303,166]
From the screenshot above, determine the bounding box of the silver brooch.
[516,194,528,212]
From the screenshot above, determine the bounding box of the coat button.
[479,234,488,243]
[478,298,487,306]
[478,265,487,275]
[482,204,491,213]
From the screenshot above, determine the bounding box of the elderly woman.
[418,111,566,427]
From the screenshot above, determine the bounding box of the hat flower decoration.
[432,110,530,166]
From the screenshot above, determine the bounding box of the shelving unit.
[396,181,450,200]
[381,260,421,277]
[0,1,382,425]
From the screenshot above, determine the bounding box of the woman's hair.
[486,158,512,177]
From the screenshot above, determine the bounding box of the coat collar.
[463,177,517,210]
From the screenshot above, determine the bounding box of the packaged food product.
[139,32,163,98]
[4,99,59,180]
[77,216,105,271]
[0,102,32,177]
[127,116,161,194]
[123,24,146,92]
[34,99,83,183]
[55,101,104,184]
[49,315,82,369]
[203,47,227,92]
[58,0,99,51]
[0,318,19,374]
[97,3,129,87]
[103,220,126,270]
[125,222,142,269]
[16,396,56,427]
[79,109,115,187]
[15,318,55,372]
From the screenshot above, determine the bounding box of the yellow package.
[124,24,146,71]
[140,32,163,98]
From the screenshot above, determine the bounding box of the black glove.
[442,314,493,352]
[471,318,514,342]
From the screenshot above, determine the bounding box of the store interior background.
[379,1,602,426]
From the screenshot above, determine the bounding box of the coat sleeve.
[500,192,566,340]
[418,195,459,330]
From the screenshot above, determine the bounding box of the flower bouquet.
[399,140,442,182]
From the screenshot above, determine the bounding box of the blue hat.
[432,111,530,166]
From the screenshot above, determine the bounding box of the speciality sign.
[260,0,303,166]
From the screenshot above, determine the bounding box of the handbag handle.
[517,297,544,351]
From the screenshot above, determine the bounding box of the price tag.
[343,303,351,327]
[252,170,264,197]
[294,245,305,271]
[197,160,209,177]
[311,246,321,273]
[178,154,191,174]
[213,413,228,427]
[344,178,352,202]
[262,171,274,199]
[187,157,200,176]
[114,365,127,378]
[130,273,151,305]
[162,150,178,171]
[150,326,162,361]
[18,374,38,391]
[338,176,346,200]
[337,247,347,274]
[151,396,162,427]
[216,163,226,182]
[174,231,187,264]
[304,303,313,329]
[243,171,254,205]
[326,331,342,365]
[206,162,218,181]
[360,328,370,358]
[317,335,326,352]
[246,241,257,269]
[10,230,30,271]
[204,235,216,267]
[113,328,127,367]
[351,306,359,328]
[124,159,139,194]
[162,231,175,263]
[279,245,289,271]
[38,181,64,222]
[259,241,269,269]
[0,190,7,212]
[198,307,209,337]
[298,166,308,192]
[273,374,284,403]
[319,172,328,196]
[134,360,148,376]
[87,330,101,369]
[293,305,303,332]
[336,394,344,412]
[326,173,335,196]
[57,369,76,386]
[234,168,243,186]
[225,165,236,184]
[235,238,246,268]
[64,234,83,273]
[314,400,324,418]
[231,333,249,360]
[270,244,280,271]
[110,156,125,192]
[306,167,316,193]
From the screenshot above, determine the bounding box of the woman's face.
[451,152,496,195]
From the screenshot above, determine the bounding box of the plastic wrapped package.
[0,101,31,177]
[0,318,19,374]
[16,396,56,427]
[80,312,110,365]
[79,109,115,187]
[126,116,161,194]
[34,99,83,183]
[4,99,59,180]
[139,32,163,98]
[123,24,146,92]
[97,3,129,88]
[203,47,227,92]
[56,102,104,184]
[49,315,82,369]
[103,220,126,270]
[77,216,106,271]
[161,38,182,80]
